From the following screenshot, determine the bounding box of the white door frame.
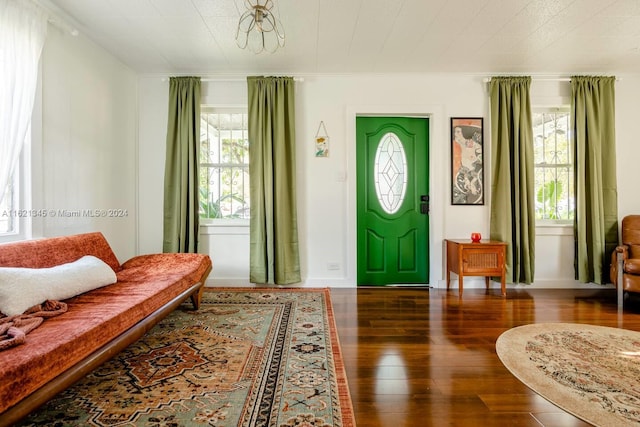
[346,104,446,287]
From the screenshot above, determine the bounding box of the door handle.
[420,195,429,214]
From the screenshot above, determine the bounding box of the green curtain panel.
[571,76,618,284]
[163,76,201,253]
[247,76,301,285]
[489,76,536,284]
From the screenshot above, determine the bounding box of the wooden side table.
[445,239,508,296]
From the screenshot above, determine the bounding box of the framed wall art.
[451,117,484,205]
[315,121,329,157]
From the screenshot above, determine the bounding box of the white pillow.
[0,255,117,317]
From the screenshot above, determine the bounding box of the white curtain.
[0,0,48,205]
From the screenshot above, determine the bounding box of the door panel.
[366,230,385,271]
[398,230,417,271]
[356,117,429,286]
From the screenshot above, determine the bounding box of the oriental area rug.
[496,322,640,427]
[17,288,355,427]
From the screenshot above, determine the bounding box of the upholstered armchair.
[610,215,640,307]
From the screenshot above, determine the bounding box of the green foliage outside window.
[536,180,566,220]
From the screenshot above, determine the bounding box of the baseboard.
[205,278,252,287]
[432,278,614,289]
[205,277,356,288]
[205,277,614,290]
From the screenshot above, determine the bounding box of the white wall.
[137,77,168,255]
[34,28,138,263]
[137,73,640,289]
[614,76,640,218]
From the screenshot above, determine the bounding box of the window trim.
[0,165,19,239]
[0,135,31,243]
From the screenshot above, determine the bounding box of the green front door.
[356,116,429,286]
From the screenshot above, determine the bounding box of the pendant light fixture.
[235,0,285,54]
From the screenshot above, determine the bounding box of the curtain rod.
[160,77,304,82]
[35,0,80,36]
[48,17,79,36]
[205,77,304,82]
[483,76,620,83]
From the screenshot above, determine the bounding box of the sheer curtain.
[571,76,618,284]
[489,76,536,284]
[247,76,301,285]
[0,0,48,205]
[163,77,201,253]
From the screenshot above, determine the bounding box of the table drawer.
[462,248,503,275]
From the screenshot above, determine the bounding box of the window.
[0,138,29,242]
[374,132,407,214]
[532,109,574,222]
[0,1,45,242]
[199,109,250,220]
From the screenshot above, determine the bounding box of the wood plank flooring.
[330,287,640,427]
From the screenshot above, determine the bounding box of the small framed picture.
[315,136,329,157]
[315,121,329,157]
[451,117,484,205]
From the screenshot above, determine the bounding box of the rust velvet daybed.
[0,232,212,426]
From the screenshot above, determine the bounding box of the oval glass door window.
[374,132,408,214]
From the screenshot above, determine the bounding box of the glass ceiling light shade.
[236,0,285,54]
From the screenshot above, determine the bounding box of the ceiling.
[44,0,640,76]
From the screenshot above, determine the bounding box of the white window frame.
[0,165,19,238]
[0,136,31,243]
[532,107,573,227]
[199,106,250,226]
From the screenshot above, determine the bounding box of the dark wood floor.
[330,286,640,427]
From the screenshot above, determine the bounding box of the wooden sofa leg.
[189,265,211,310]
[190,286,204,310]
